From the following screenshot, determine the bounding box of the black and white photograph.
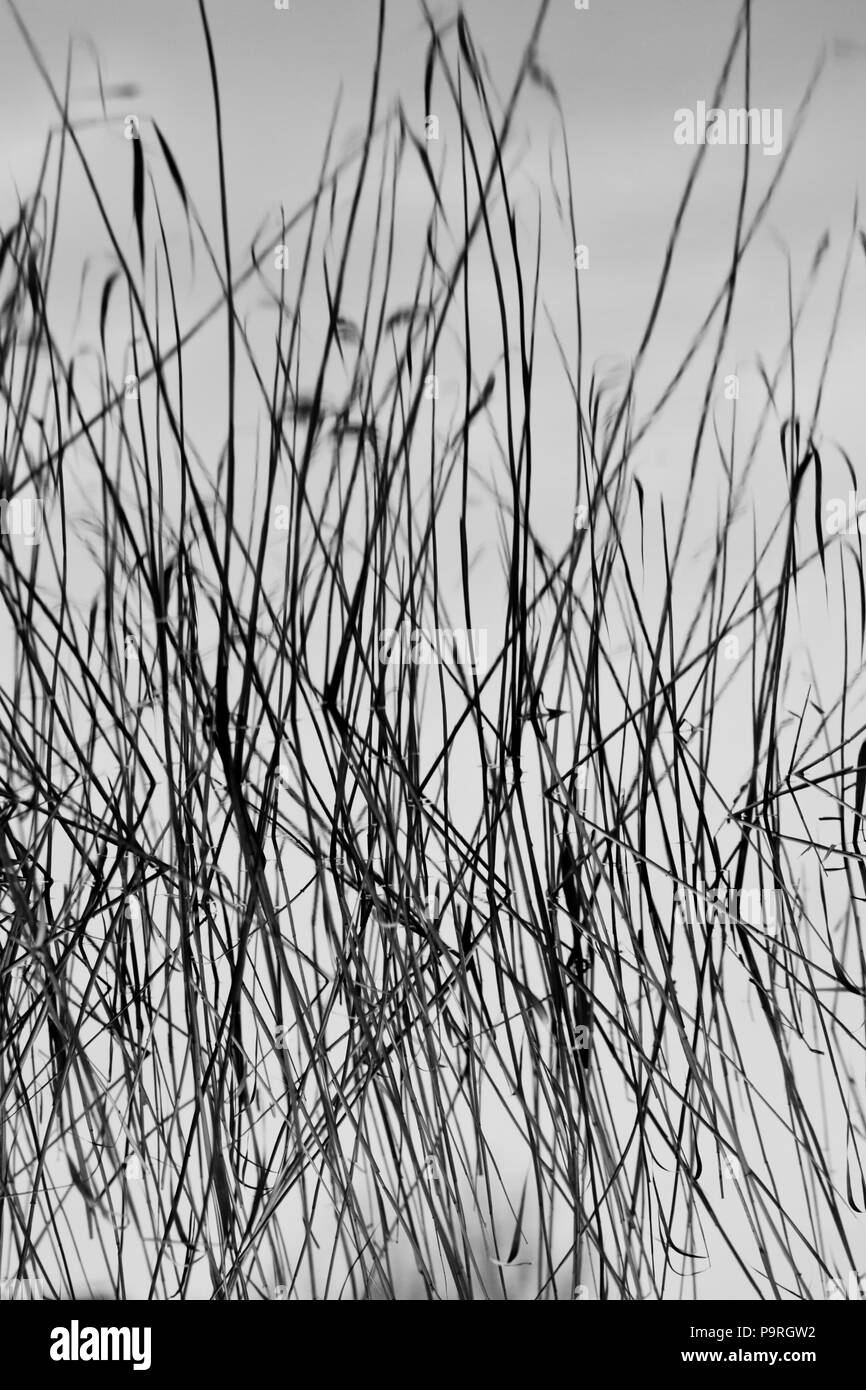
[0,0,864,1366]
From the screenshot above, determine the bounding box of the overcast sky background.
[2,0,865,565]
[2,1,866,1299]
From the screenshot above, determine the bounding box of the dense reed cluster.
[1,0,864,1299]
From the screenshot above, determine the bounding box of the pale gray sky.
[3,0,866,1300]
